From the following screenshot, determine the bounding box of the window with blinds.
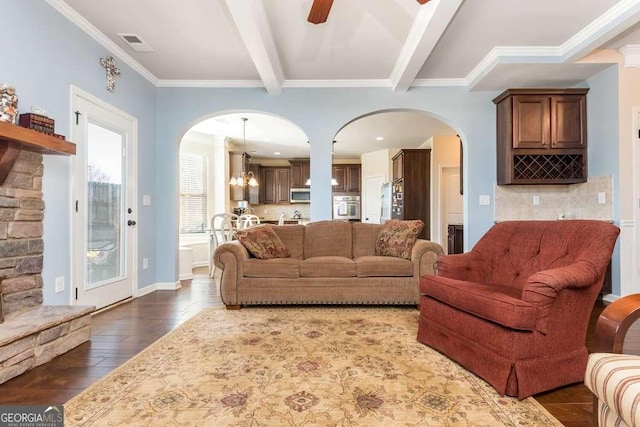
[179,151,208,234]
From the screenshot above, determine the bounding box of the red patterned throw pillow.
[375,220,424,259]
[235,224,290,259]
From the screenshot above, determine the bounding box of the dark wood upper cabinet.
[262,167,290,204]
[493,88,588,185]
[332,164,360,193]
[289,160,310,188]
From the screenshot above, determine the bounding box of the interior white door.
[71,88,137,309]
[363,175,385,223]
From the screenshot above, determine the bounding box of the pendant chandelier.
[229,117,258,187]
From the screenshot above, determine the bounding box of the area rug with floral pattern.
[64,307,562,426]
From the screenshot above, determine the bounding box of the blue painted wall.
[4,1,157,303]
[4,2,625,296]
[156,86,500,282]
[585,65,621,293]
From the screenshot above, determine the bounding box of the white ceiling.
[52,0,640,158]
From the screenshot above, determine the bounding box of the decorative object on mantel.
[18,107,65,140]
[99,56,121,92]
[0,83,18,124]
[229,118,259,187]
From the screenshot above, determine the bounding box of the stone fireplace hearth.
[0,122,93,384]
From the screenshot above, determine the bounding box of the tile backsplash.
[494,175,613,221]
[237,204,311,221]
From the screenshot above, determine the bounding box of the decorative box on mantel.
[0,120,92,385]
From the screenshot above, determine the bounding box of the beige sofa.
[213,220,444,309]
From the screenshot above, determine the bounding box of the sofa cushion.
[303,220,352,259]
[235,224,290,259]
[353,223,383,258]
[271,225,305,259]
[420,275,539,331]
[355,256,413,277]
[243,258,300,278]
[300,256,356,278]
[375,220,424,259]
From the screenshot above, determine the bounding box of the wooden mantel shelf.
[0,121,76,155]
[0,121,76,185]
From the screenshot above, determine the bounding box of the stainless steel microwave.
[290,188,311,204]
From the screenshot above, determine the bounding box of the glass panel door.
[86,123,125,288]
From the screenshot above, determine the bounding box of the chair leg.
[225,305,241,310]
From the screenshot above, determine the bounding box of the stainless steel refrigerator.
[380,182,392,223]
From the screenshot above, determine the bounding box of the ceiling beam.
[390,0,464,92]
[225,0,284,94]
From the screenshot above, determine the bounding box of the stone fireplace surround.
[0,124,93,384]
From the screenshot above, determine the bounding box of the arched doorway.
[178,112,309,269]
[333,109,463,252]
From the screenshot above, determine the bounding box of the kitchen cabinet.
[229,151,250,201]
[391,149,430,239]
[493,88,588,185]
[289,160,310,188]
[263,167,290,204]
[332,164,360,193]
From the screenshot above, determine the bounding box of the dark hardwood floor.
[0,267,606,426]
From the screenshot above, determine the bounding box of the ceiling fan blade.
[416,0,430,4]
[308,0,334,24]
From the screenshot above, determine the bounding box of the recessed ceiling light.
[273,152,281,155]
[376,136,384,141]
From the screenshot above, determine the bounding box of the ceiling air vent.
[117,33,153,52]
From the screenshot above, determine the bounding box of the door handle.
[127,220,136,226]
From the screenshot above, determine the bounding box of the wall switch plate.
[142,258,149,270]
[55,276,65,293]
[479,195,491,206]
[143,195,151,206]
[533,195,540,205]
[598,192,606,204]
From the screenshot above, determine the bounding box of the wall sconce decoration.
[100,56,121,92]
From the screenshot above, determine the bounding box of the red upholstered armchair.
[417,220,619,399]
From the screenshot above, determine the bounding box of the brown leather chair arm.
[593,294,640,353]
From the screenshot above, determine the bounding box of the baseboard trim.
[192,262,208,268]
[134,283,157,298]
[157,281,182,290]
[179,273,194,280]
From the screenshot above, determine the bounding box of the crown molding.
[411,78,467,87]
[560,0,640,62]
[47,0,640,93]
[463,0,640,90]
[282,80,392,88]
[620,44,640,67]
[156,80,264,88]
[44,0,159,86]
